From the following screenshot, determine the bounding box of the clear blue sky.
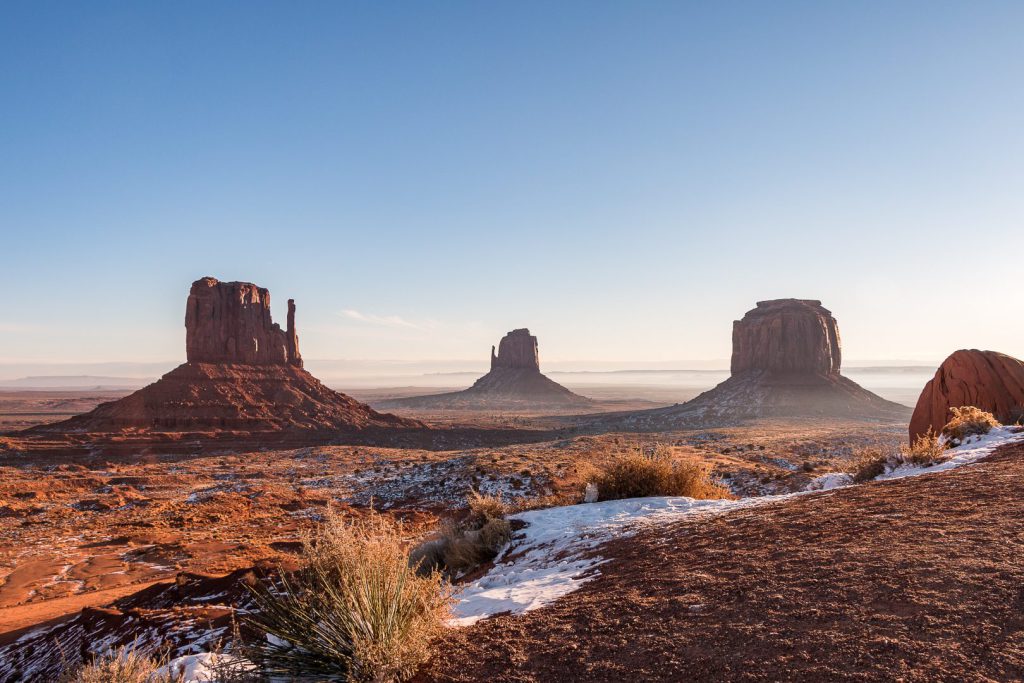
[2,1,1022,366]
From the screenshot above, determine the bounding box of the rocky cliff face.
[491,329,541,372]
[596,298,906,429]
[910,350,1024,442]
[731,299,841,376]
[24,276,424,447]
[185,277,302,367]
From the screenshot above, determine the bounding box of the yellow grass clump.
[247,509,453,683]
[589,446,733,501]
[58,646,181,683]
[941,406,1000,444]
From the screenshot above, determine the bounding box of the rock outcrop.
[598,298,908,429]
[491,329,540,371]
[24,277,421,446]
[379,328,592,411]
[909,350,1024,442]
[185,277,302,367]
[731,299,841,375]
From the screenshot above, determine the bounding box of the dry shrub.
[850,447,891,483]
[941,406,1000,444]
[413,491,513,577]
[58,645,181,683]
[590,446,732,501]
[247,509,453,682]
[900,429,948,467]
[465,490,508,526]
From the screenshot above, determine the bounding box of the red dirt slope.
[423,440,1024,682]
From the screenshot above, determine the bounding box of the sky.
[1,1,1022,370]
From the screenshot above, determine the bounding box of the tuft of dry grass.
[413,490,514,577]
[247,509,453,683]
[851,430,952,484]
[941,406,1000,444]
[465,490,508,527]
[850,447,891,484]
[58,645,182,683]
[588,446,732,501]
[900,429,948,467]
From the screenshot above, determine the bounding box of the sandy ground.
[0,416,904,640]
[0,390,131,431]
[421,440,1024,682]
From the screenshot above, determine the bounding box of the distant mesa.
[909,349,1024,443]
[379,328,593,410]
[21,277,421,447]
[490,328,540,372]
[601,298,909,429]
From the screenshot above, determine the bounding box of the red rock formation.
[185,277,301,367]
[382,328,591,409]
[491,329,541,372]
[909,350,1024,442]
[731,299,841,375]
[599,298,906,429]
[25,277,422,446]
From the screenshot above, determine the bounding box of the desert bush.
[414,490,513,577]
[465,490,508,526]
[246,510,453,682]
[589,446,732,501]
[900,429,948,467]
[850,447,891,483]
[58,645,182,683]
[941,406,1000,444]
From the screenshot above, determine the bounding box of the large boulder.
[185,277,302,367]
[909,350,1024,442]
[731,299,841,376]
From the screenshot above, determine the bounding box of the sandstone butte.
[379,328,592,409]
[21,277,422,444]
[909,349,1024,443]
[603,298,908,428]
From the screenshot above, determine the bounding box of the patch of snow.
[804,472,853,491]
[154,653,256,682]
[877,426,1024,481]
[452,426,1023,627]
[452,495,759,625]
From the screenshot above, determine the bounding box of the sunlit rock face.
[185,277,302,367]
[490,328,541,372]
[731,299,841,376]
[593,298,908,430]
[23,276,420,444]
[910,349,1024,442]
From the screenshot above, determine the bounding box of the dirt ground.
[0,415,904,640]
[421,440,1024,682]
[0,389,131,431]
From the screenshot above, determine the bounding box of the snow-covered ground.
[451,426,1024,626]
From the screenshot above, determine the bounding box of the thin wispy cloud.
[339,309,424,329]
